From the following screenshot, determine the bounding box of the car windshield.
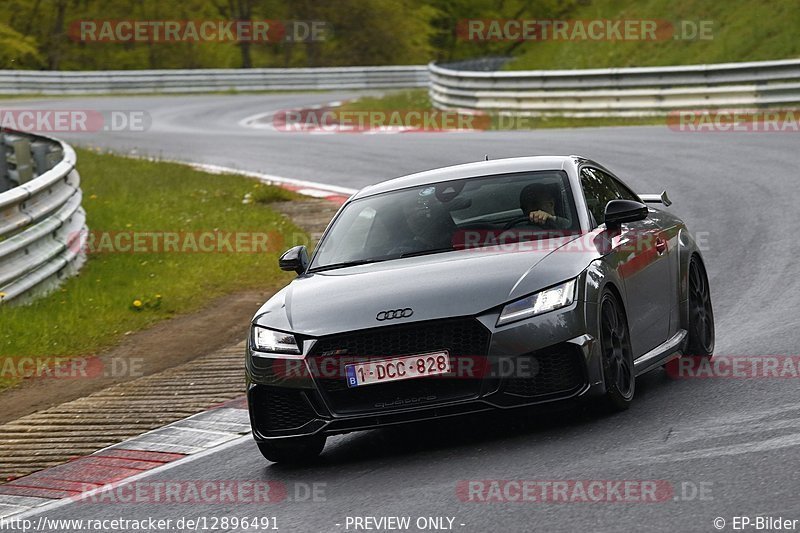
[310,171,579,271]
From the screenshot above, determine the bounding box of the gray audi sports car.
[246,156,714,463]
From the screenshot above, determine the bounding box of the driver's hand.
[529,210,553,225]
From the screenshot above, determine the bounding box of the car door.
[580,167,671,356]
[605,170,680,324]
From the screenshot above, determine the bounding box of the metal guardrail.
[429,58,800,117]
[0,131,86,304]
[0,66,429,95]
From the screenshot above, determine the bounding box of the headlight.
[251,326,301,355]
[497,279,577,326]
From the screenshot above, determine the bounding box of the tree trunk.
[47,0,67,70]
[232,0,254,68]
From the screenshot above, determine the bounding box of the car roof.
[351,156,585,200]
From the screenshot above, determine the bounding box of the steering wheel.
[502,216,537,231]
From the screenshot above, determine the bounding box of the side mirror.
[604,199,648,229]
[279,245,309,275]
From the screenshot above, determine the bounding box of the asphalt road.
[8,94,799,532]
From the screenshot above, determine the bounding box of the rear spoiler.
[638,190,672,207]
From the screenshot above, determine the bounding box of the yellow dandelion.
[132,299,143,308]
[0,292,6,299]
[89,194,97,200]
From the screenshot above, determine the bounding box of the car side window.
[580,168,620,226]
[600,170,640,202]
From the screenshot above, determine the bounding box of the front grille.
[249,385,318,431]
[309,319,490,414]
[503,345,585,398]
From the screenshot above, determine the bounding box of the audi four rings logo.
[376,308,414,321]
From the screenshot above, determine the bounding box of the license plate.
[345,351,451,388]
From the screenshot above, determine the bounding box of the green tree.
[286,0,438,66]
[213,0,256,68]
[0,21,43,69]
[426,0,583,63]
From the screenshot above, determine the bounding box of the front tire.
[686,257,714,358]
[257,435,326,464]
[599,290,635,411]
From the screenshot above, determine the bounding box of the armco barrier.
[0,66,429,95]
[429,58,800,117]
[0,131,86,304]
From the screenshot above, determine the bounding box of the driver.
[519,183,572,230]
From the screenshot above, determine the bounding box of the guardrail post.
[4,134,33,184]
[30,141,51,176]
[30,141,63,176]
[0,133,10,193]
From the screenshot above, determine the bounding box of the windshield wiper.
[399,247,454,258]
[308,259,386,273]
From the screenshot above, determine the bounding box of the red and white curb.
[0,399,250,518]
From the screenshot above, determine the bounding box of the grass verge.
[0,149,306,391]
[506,0,800,70]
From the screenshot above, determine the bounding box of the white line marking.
[186,161,357,196]
[633,432,800,465]
[237,110,279,130]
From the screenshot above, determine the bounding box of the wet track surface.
[9,93,799,532]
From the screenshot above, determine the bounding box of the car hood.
[254,236,598,336]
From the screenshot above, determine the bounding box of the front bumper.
[246,302,605,440]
